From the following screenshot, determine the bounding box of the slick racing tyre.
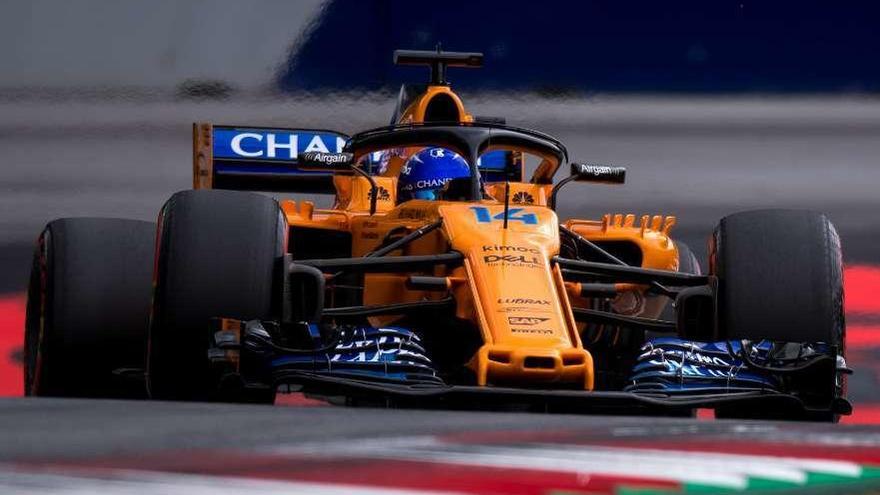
[711,209,845,422]
[147,190,285,402]
[660,240,701,321]
[24,218,155,398]
[675,241,701,278]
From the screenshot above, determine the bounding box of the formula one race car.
[23,48,850,421]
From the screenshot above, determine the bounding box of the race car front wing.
[208,318,851,421]
[273,371,851,420]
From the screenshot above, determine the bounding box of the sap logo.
[470,206,538,225]
[508,316,550,326]
[228,132,346,159]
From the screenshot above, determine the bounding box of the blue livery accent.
[263,325,442,385]
[626,338,781,394]
[398,147,471,201]
[281,1,880,94]
[211,127,350,181]
[478,150,520,183]
[213,128,348,162]
[471,206,538,225]
[477,150,508,171]
[625,337,836,395]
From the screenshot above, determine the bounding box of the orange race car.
[24,49,850,421]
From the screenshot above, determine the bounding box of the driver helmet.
[397,147,470,201]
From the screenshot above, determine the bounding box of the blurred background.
[1,0,879,411]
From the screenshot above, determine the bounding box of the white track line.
[273,435,864,490]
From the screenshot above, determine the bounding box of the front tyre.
[660,240,701,321]
[147,190,285,402]
[24,218,155,398]
[711,209,846,421]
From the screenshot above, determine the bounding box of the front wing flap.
[276,371,852,419]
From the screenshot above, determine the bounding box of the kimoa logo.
[508,316,550,325]
[482,245,540,254]
[497,298,551,305]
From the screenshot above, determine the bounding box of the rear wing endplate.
[193,123,350,194]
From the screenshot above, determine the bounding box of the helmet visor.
[409,189,439,201]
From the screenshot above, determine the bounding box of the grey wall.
[0,0,325,90]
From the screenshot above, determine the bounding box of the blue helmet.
[398,147,471,201]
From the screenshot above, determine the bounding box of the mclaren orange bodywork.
[193,81,681,391]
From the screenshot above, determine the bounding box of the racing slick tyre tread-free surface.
[675,241,701,277]
[659,241,701,321]
[24,218,155,398]
[711,209,845,421]
[147,190,285,403]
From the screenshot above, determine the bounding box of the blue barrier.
[278,0,880,93]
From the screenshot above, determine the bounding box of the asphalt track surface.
[5,398,880,493]
[2,96,880,493]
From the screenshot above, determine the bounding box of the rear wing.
[193,123,350,194]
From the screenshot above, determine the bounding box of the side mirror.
[570,163,626,184]
[299,151,355,171]
[549,162,627,210]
